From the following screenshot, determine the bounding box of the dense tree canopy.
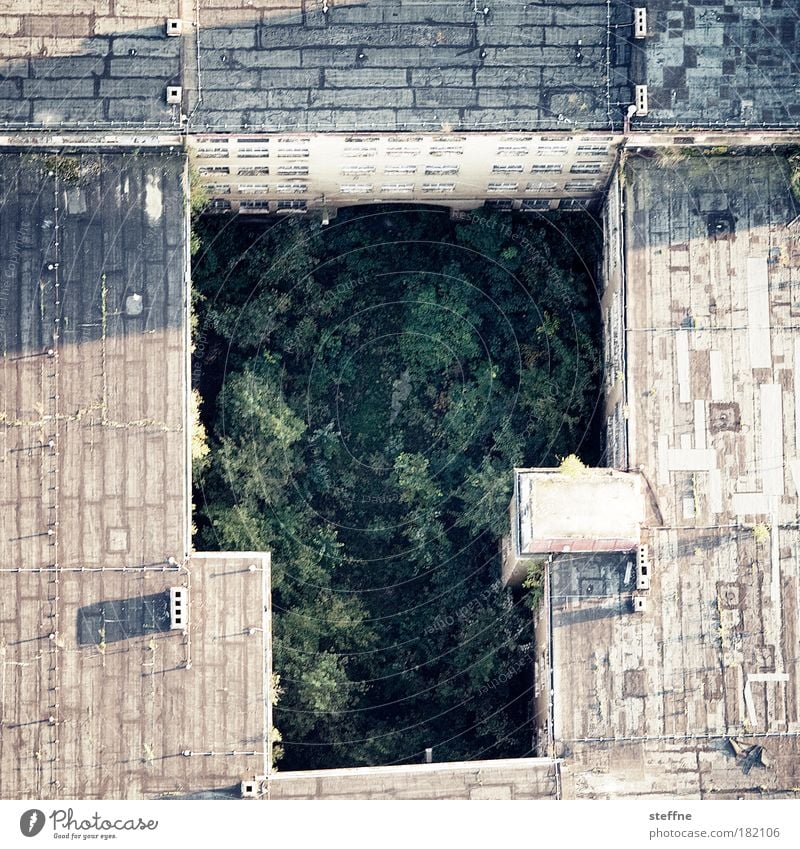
[192,205,602,769]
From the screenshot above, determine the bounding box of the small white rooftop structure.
[502,467,644,586]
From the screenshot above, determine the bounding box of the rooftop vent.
[240,778,265,798]
[166,86,182,105]
[166,19,182,37]
[634,85,649,116]
[170,587,188,630]
[125,292,143,317]
[636,544,650,590]
[634,9,647,39]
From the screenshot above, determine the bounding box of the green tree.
[193,204,601,768]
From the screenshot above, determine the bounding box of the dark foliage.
[191,205,602,769]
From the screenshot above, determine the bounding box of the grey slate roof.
[1,3,799,134]
[193,0,631,131]
[0,21,182,129]
[631,0,800,128]
[0,1,631,132]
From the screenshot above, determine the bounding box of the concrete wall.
[264,758,560,800]
[532,582,552,757]
[600,164,628,469]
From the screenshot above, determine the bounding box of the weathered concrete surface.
[547,154,800,798]
[0,153,270,799]
[266,758,560,800]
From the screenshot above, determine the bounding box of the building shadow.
[76,591,171,645]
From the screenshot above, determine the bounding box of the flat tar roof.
[630,1,800,129]
[515,468,643,554]
[0,151,188,571]
[547,153,800,798]
[3,2,798,133]
[0,151,269,798]
[266,757,559,800]
[0,554,270,798]
[194,0,629,132]
[0,0,631,131]
[0,1,182,128]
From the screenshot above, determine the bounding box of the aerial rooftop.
[2,2,799,133]
[0,1,183,128]
[515,468,643,553]
[2,0,800,807]
[194,0,631,131]
[0,0,630,131]
[543,152,800,798]
[265,758,560,800]
[0,151,187,571]
[503,468,644,585]
[0,151,270,798]
[631,0,800,128]
[0,553,270,798]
